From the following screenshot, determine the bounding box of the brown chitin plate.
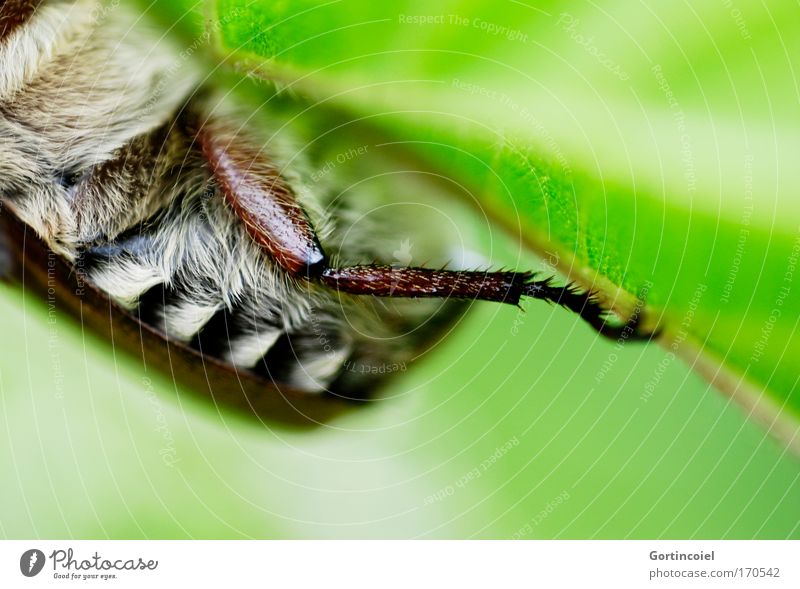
[0,211,354,427]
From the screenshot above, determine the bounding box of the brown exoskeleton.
[0,1,650,423]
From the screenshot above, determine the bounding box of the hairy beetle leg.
[319,266,656,341]
[522,278,655,342]
[319,266,531,303]
[194,120,655,342]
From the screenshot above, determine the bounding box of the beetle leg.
[519,276,652,341]
[319,266,654,341]
[193,114,326,278]
[194,118,654,341]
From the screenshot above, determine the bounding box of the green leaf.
[205,0,800,444]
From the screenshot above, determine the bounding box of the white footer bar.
[1,540,797,588]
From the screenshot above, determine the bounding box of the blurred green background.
[1,0,799,539]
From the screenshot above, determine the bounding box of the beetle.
[0,1,652,424]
